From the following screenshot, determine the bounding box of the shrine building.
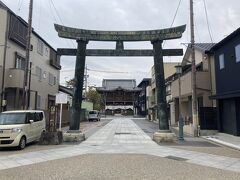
[97,79,141,115]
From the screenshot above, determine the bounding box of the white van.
[0,110,46,149]
[88,110,100,122]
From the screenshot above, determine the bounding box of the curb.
[202,136,240,151]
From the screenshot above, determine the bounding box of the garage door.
[221,99,235,135]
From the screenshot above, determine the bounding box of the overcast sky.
[2,0,240,86]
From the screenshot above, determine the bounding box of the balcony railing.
[171,71,210,98]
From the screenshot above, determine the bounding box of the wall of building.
[151,63,178,89]
[29,34,59,110]
[0,8,7,66]
[0,8,7,98]
[214,36,240,94]
[188,50,204,66]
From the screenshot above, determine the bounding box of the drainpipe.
[0,13,10,112]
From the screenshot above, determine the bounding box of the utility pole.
[27,62,32,109]
[190,0,198,136]
[22,0,33,110]
[85,65,88,97]
[0,15,9,112]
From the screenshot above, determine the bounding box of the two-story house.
[0,2,61,111]
[209,28,240,136]
[170,43,216,136]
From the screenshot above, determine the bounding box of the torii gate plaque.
[55,24,186,142]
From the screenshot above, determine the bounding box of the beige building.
[0,2,60,111]
[170,43,216,136]
[146,62,179,121]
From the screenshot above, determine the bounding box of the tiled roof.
[97,79,141,92]
[137,78,151,88]
[195,43,216,52]
[102,79,136,89]
[59,85,73,96]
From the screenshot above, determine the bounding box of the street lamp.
[175,64,184,141]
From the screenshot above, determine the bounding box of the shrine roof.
[96,86,142,93]
[97,79,142,92]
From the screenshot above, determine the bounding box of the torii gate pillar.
[70,40,88,131]
[152,40,175,143]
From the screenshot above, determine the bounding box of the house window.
[15,53,25,70]
[45,47,49,57]
[235,44,240,62]
[219,54,225,70]
[37,39,44,55]
[37,95,41,108]
[36,66,42,81]
[48,73,56,85]
[54,76,56,85]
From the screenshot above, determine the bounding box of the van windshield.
[0,113,26,125]
[89,111,98,114]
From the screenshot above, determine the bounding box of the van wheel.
[18,136,26,150]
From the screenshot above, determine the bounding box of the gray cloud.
[3,0,240,86]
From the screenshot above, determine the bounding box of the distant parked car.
[0,110,46,150]
[88,110,100,122]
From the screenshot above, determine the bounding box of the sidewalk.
[171,123,240,151]
[203,133,240,151]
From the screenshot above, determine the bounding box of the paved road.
[0,117,240,179]
[1,154,240,180]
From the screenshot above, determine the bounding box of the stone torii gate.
[55,24,186,142]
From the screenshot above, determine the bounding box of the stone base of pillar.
[39,131,63,145]
[153,130,175,143]
[189,124,200,137]
[63,130,85,142]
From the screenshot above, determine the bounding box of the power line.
[61,68,130,74]
[203,0,213,43]
[194,16,202,43]
[163,0,182,47]
[170,0,182,28]
[49,0,64,26]
[47,0,58,22]
[49,0,76,48]
[17,0,23,12]
[47,0,73,48]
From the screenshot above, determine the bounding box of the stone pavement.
[0,117,240,173]
[203,133,240,151]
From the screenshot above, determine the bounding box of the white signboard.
[55,93,68,104]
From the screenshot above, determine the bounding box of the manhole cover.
[115,132,134,135]
[165,156,188,161]
[142,129,152,133]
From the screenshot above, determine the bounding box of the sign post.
[56,93,68,131]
